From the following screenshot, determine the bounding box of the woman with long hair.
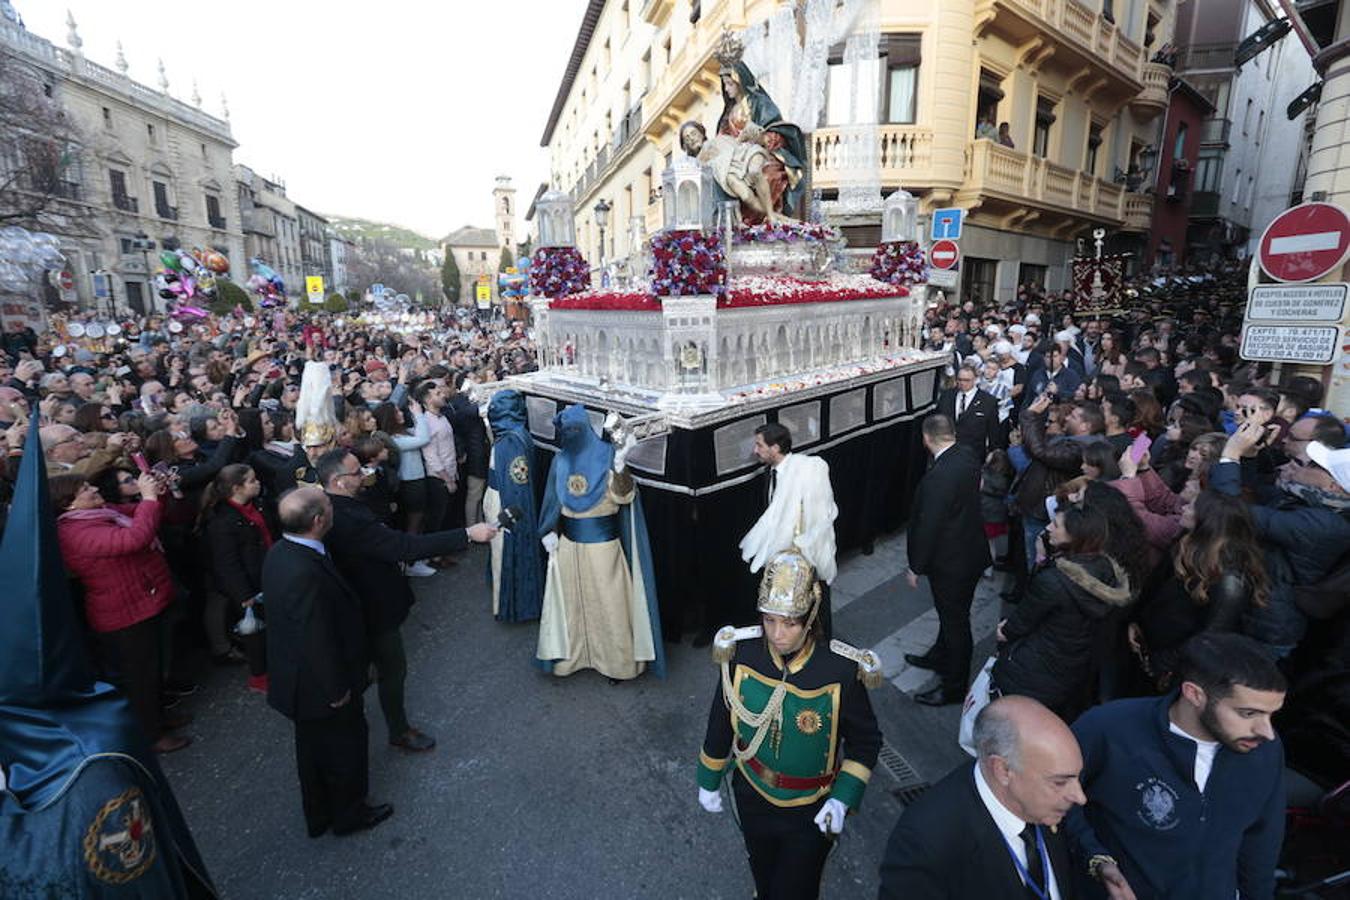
[1130,491,1270,690]
[992,501,1133,721]
[199,464,272,689]
[1095,331,1127,379]
[51,471,190,753]
[1155,411,1212,491]
[1128,388,1165,438]
[373,401,433,563]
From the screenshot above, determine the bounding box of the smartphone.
[1129,433,1152,464]
[131,452,150,474]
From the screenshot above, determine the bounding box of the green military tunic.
[698,627,881,812]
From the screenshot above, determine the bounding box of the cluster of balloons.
[0,226,66,294]
[154,245,230,321]
[247,258,287,307]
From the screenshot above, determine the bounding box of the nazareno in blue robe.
[485,390,544,623]
[535,404,666,678]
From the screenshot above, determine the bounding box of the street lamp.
[593,198,612,277]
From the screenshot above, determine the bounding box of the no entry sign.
[928,239,960,271]
[1258,202,1350,283]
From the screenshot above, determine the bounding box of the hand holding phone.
[1129,433,1152,464]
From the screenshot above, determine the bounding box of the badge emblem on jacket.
[1136,778,1180,830]
[83,787,157,883]
[510,456,530,485]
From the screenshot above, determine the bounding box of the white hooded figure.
[294,360,338,451]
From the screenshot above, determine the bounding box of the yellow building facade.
[542,0,1175,303]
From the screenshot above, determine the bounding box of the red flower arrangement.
[530,246,590,299]
[721,275,906,308]
[649,229,726,297]
[869,241,928,288]
[547,275,906,311]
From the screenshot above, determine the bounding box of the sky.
[18,0,590,241]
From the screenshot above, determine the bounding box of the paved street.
[162,530,1004,899]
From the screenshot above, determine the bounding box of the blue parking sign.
[931,208,963,242]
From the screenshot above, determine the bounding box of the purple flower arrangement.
[648,229,727,298]
[733,221,840,245]
[530,246,590,299]
[870,241,928,287]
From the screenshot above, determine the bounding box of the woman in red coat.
[51,471,191,753]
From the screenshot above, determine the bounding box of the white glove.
[813,798,848,835]
[541,532,559,555]
[612,432,638,473]
[698,787,723,813]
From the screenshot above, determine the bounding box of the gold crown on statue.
[714,28,744,70]
[300,422,335,448]
[757,549,821,620]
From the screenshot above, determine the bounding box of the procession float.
[504,28,948,631]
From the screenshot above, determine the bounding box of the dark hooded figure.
[482,390,544,623]
[0,428,216,898]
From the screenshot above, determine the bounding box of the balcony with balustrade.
[961,139,1129,230]
[1121,192,1153,231]
[975,0,1144,98]
[1130,62,1172,119]
[810,126,936,192]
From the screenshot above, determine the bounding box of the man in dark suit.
[878,696,1085,899]
[317,449,496,753]
[935,365,1004,458]
[904,414,991,705]
[263,486,392,838]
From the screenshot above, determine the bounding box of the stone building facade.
[0,11,245,317]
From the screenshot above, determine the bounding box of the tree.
[323,292,348,313]
[441,250,462,306]
[498,246,514,272]
[212,279,253,315]
[0,48,84,228]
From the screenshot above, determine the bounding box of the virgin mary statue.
[714,49,808,224]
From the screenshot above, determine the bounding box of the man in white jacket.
[739,422,838,637]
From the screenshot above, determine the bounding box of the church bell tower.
[493,176,516,254]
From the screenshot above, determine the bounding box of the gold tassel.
[711,626,738,665]
[857,650,884,690]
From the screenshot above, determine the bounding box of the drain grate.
[878,740,929,805]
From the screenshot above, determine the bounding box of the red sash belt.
[736,739,838,790]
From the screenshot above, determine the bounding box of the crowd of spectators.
[921,265,1350,799]
[1,308,537,753]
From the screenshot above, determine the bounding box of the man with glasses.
[936,364,1004,457]
[316,449,496,754]
[38,425,119,476]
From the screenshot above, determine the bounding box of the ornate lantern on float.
[881,189,919,244]
[661,153,717,233]
[536,189,577,249]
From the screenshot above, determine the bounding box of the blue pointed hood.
[487,389,528,436]
[552,404,613,513]
[0,426,96,705]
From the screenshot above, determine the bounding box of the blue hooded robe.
[536,404,665,678]
[485,390,544,623]
[0,433,217,898]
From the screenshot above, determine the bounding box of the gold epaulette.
[712,625,762,664]
[829,639,885,689]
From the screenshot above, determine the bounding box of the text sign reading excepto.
[1247,283,1348,322]
[1239,324,1340,363]
[928,268,958,288]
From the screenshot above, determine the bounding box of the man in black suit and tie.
[317,449,497,754]
[904,414,991,705]
[263,486,392,838]
[878,696,1085,899]
[936,365,1004,458]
